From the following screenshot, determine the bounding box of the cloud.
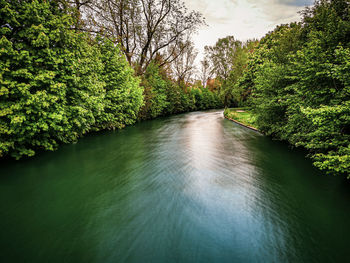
[279,0,314,6]
[182,0,313,65]
[183,0,238,24]
[245,0,310,24]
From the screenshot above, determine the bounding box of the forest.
[1,0,349,177]
[0,0,223,159]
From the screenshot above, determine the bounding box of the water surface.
[1,110,349,262]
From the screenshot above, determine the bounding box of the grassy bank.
[224,108,258,130]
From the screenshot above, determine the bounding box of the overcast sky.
[183,0,314,62]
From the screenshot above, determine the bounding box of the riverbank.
[224,108,259,132]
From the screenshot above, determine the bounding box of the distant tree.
[205,36,256,106]
[206,78,220,92]
[170,41,198,85]
[204,36,242,83]
[199,58,213,88]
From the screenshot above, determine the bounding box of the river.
[1,110,349,263]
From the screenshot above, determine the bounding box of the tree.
[138,62,169,119]
[199,58,212,88]
[170,40,198,85]
[205,36,257,106]
[83,0,205,74]
[204,36,243,81]
[95,38,144,130]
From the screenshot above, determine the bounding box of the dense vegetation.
[0,0,223,159]
[1,0,348,177]
[202,37,258,107]
[220,0,349,177]
[138,62,222,120]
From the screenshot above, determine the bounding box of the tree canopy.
[74,0,205,74]
[233,0,350,177]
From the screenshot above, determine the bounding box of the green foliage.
[204,37,258,107]
[138,63,169,119]
[97,38,143,129]
[300,103,350,174]
[0,0,143,159]
[237,0,350,177]
[0,0,223,160]
[139,63,223,119]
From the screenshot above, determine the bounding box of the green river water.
[1,110,349,263]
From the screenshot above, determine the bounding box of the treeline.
[0,0,223,159]
[220,0,349,176]
[201,37,258,107]
[138,63,222,120]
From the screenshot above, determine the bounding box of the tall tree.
[83,0,205,74]
[204,36,242,83]
[205,36,252,106]
[199,58,213,88]
[170,41,198,85]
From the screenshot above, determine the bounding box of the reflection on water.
[0,110,350,263]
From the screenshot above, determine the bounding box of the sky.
[183,0,314,62]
